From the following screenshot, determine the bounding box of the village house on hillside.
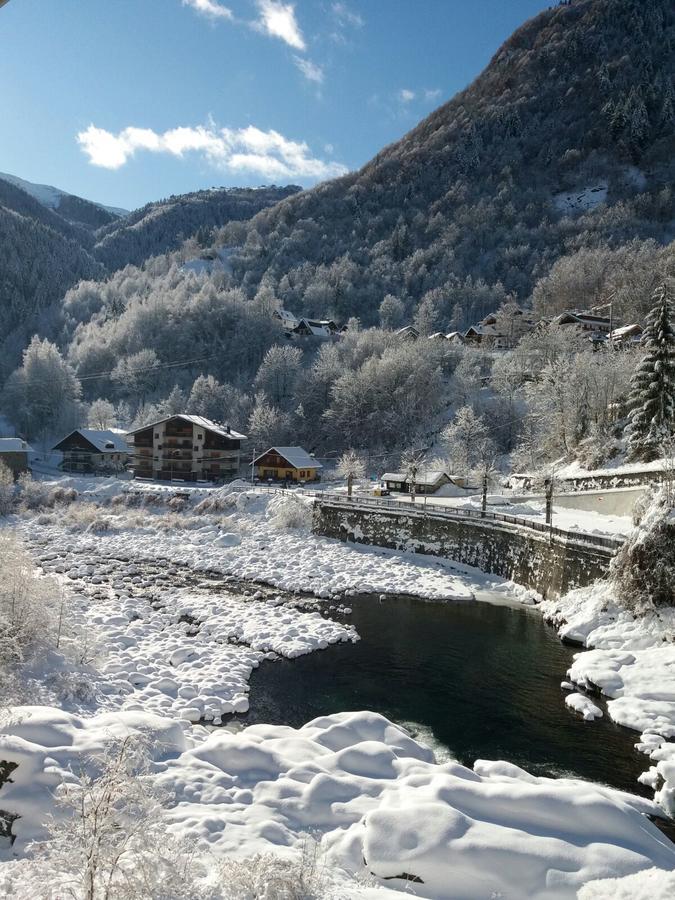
[53,429,128,474]
[126,415,246,483]
[0,437,30,478]
[253,447,322,483]
[381,470,453,495]
[610,323,643,349]
[293,318,339,338]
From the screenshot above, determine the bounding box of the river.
[245,591,648,795]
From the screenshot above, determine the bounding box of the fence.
[304,491,625,552]
[123,479,625,552]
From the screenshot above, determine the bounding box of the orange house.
[253,446,322,483]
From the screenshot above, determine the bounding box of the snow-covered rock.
[1,708,673,899]
[565,692,603,721]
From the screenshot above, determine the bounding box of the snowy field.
[2,476,675,897]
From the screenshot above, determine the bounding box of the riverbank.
[1,481,675,896]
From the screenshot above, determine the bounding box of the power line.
[78,353,217,382]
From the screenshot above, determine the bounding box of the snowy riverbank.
[1,707,674,899]
[1,480,675,896]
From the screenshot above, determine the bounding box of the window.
[155,433,159,438]
[197,433,203,440]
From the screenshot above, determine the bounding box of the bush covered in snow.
[611,488,675,610]
[267,495,313,531]
[0,532,58,699]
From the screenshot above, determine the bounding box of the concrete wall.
[510,486,646,517]
[313,502,613,600]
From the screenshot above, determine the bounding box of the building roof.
[126,414,246,441]
[0,437,28,453]
[254,446,323,470]
[294,318,334,338]
[611,323,643,339]
[381,470,450,486]
[54,429,129,453]
[553,311,611,327]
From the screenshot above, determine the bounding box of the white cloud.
[182,0,233,20]
[293,55,324,84]
[398,88,416,103]
[331,2,363,29]
[77,122,348,182]
[425,88,442,102]
[254,0,305,50]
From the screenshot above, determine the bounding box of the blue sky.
[0,0,550,211]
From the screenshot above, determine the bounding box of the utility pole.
[251,447,256,484]
[481,469,488,518]
[544,477,554,538]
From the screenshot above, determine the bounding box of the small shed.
[0,438,30,478]
[381,470,453,495]
[254,447,323,483]
[53,429,129,474]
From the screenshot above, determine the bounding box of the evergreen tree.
[625,283,675,460]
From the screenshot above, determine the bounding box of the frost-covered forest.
[0,1,673,453]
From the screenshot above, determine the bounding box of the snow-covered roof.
[126,415,246,441]
[255,446,323,470]
[553,311,611,327]
[71,429,129,453]
[428,332,447,340]
[611,324,643,339]
[294,318,333,337]
[0,437,28,453]
[382,471,449,486]
[446,331,465,342]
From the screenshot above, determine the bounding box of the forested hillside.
[213,0,674,328]
[0,180,298,378]
[92,185,300,271]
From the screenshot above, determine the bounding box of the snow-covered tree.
[336,449,366,498]
[188,375,227,421]
[400,448,427,500]
[161,385,187,417]
[0,532,55,682]
[0,460,14,515]
[87,399,117,430]
[111,349,160,405]
[442,406,495,481]
[2,337,82,446]
[625,283,675,461]
[378,294,405,330]
[254,345,302,410]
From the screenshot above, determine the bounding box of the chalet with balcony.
[126,415,246,483]
[53,429,128,474]
[253,446,322,483]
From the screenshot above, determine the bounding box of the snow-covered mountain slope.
[0,171,128,222]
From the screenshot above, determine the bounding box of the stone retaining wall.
[313,502,614,599]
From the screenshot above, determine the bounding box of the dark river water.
[246,593,648,796]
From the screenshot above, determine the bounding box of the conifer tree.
[625,283,675,461]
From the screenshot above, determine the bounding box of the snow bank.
[578,866,675,899]
[0,706,188,849]
[1,708,673,898]
[542,578,675,815]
